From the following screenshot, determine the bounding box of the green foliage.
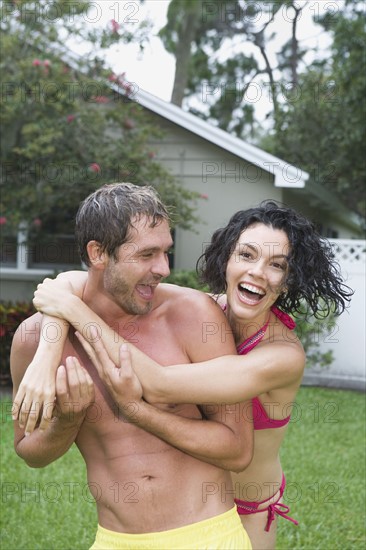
[262,3,366,218]
[159,0,297,138]
[0,0,199,239]
[293,307,336,368]
[160,1,365,217]
[0,301,36,381]
[165,269,209,291]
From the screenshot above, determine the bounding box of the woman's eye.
[272,262,285,270]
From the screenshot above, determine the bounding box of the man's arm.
[11,315,94,467]
[79,338,252,472]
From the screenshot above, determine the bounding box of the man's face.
[103,216,172,315]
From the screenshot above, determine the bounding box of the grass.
[0,399,96,550]
[1,387,365,550]
[276,387,366,550]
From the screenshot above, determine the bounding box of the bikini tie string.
[265,502,299,532]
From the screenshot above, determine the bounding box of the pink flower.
[32,59,42,66]
[108,73,118,82]
[200,194,209,200]
[110,19,120,33]
[89,163,101,173]
[92,95,109,104]
[119,80,133,95]
[117,72,126,84]
[43,59,51,67]
[33,218,42,227]
[0,216,6,225]
[66,114,75,123]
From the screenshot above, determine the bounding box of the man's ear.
[86,240,108,268]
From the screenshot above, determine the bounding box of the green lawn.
[1,387,365,550]
[276,387,366,550]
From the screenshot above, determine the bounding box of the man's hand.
[54,356,95,426]
[76,328,143,421]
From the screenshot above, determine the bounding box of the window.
[1,211,81,272]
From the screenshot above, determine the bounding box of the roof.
[112,84,309,189]
[115,86,363,232]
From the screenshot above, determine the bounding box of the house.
[130,88,361,271]
[0,86,362,301]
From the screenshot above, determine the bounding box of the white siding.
[149,119,283,269]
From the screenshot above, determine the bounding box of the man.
[11,183,253,549]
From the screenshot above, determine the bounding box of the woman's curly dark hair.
[197,200,353,318]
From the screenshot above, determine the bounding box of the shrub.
[0,301,36,385]
[293,311,335,368]
[165,270,209,291]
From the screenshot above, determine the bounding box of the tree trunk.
[171,6,201,106]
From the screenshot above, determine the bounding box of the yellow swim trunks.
[90,506,252,549]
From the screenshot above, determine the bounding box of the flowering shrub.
[0,301,36,384]
[1,1,198,236]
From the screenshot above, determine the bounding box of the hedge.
[0,301,36,385]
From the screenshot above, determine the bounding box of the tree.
[0,0,199,246]
[264,2,366,217]
[159,0,307,139]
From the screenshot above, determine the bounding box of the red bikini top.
[224,304,296,431]
[252,396,291,430]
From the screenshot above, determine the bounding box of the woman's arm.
[33,274,305,406]
[13,272,88,434]
[21,270,303,439]
[13,313,69,431]
[76,318,305,406]
[11,317,94,467]
[149,342,305,404]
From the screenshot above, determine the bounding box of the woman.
[14,201,352,549]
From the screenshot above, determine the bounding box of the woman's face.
[225,222,290,322]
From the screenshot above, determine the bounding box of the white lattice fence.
[330,239,366,266]
[304,239,366,390]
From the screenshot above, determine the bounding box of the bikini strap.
[271,306,296,330]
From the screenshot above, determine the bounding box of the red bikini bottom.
[235,474,299,532]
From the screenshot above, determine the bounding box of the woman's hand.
[33,277,76,319]
[12,352,58,434]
